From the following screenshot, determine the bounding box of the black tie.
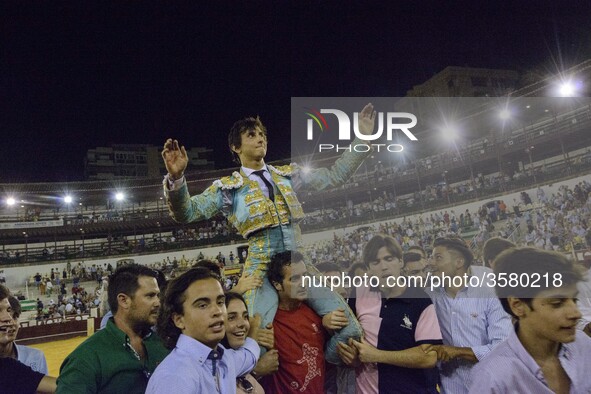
[207,348,222,376]
[252,170,275,201]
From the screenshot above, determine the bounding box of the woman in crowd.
[222,292,265,394]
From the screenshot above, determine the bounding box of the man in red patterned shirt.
[262,251,327,393]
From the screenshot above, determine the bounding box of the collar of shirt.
[175,334,225,366]
[508,324,573,381]
[241,165,271,181]
[105,318,153,345]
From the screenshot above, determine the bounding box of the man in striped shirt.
[425,236,512,394]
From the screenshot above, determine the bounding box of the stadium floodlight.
[498,109,511,120]
[64,195,73,204]
[115,192,125,201]
[441,125,459,140]
[558,81,575,97]
[437,116,461,144]
[6,197,15,206]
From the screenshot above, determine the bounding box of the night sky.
[2,1,590,183]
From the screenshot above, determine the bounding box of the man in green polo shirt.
[57,264,169,394]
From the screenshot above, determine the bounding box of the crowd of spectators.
[304,180,591,274]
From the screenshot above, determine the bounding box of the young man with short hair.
[146,267,260,393]
[0,284,56,394]
[57,264,169,393]
[262,251,329,393]
[341,234,442,394]
[425,236,511,394]
[469,247,591,393]
[3,295,48,373]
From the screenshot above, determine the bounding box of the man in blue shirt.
[147,267,260,393]
[469,247,591,393]
[425,236,511,394]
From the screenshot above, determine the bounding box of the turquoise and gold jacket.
[164,142,370,240]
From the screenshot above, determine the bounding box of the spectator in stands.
[147,268,260,394]
[161,106,376,362]
[45,278,53,296]
[469,248,591,393]
[0,284,56,393]
[39,277,47,296]
[1,296,49,374]
[425,236,512,394]
[57,264,169,393]
[481,237,515,269]
[341,234,441,394]
[34,272,41,290]
[72,273,80,288]
[262,251,329,393]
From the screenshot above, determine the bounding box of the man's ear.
[117,293,131,311]
[454,254,467,270]
[507,296,528,318]
[273,281,283,292]
[231,144,240,155]
[172,312,185,331]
